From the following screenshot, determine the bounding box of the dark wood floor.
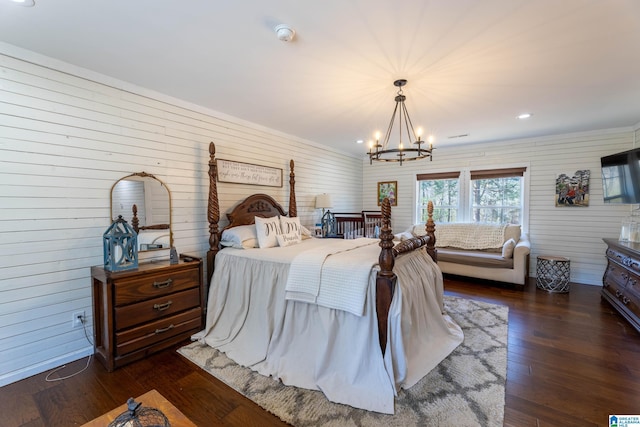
[2,277,639,427]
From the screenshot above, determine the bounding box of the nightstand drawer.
[114,268,200,306]
[115,288,201,330]
[115,308,201,356]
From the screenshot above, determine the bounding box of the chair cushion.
[438,248,514,269]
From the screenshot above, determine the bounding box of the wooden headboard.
[206,143,296,283]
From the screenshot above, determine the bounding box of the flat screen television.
[601,147,640,204]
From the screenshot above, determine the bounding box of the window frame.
[415,165,529,230]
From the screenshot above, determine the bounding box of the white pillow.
[394,231,414,242]
[277,231,302,247]
[300,225,312,237]
[255,216,282,248]
[502,238,516,258]
[280,216,302,239]
[411,224,428,237]
[220,225,258,249]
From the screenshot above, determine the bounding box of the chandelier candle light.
[368,79,434,165]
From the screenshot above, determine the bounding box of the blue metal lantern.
[322,210,337,238]
[103,215,138,271]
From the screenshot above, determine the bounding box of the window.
[416,172,460,223]
[417,167,526,225]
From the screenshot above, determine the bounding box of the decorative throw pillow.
[220,225,258,249]
[255,216,282,248]
[300,225,313,239]
[502,238,516,258]
[394,231,414,241]
[279,216,302,238]
[411,224,428,237]
[276,231,302,247]
[504,225,521,243]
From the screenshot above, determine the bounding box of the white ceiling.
[2,0,640,157]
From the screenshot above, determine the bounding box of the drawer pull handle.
[153,279,173,289]
[155,324,175,334]
[623,296,630,305]
[615,290,623,298]
[153,301,173,311]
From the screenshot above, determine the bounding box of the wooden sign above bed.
[216,159,283,187]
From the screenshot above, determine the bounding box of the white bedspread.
[193,239,463,414]
[285,238,378,316]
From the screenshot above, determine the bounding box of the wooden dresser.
[91,256,204,371]
[602,238,640,333]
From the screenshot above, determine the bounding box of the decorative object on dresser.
[102,215,138,272]
[111,172,172,256]
[602,238,640,333]
[91,255,204,371]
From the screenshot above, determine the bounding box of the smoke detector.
[275,24,295,42]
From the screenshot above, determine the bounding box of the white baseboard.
[0,346,93,387]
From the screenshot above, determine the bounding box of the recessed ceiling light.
[356,139,364,144]
[11,0,35,6]
[517,113,532,120]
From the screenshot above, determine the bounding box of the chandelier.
[368,79,434,165]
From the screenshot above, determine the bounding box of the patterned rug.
[178,296,508,426]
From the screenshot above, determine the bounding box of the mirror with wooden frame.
[110,172,172,252]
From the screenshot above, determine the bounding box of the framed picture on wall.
[555,170,590,207]
[377,181,397,206]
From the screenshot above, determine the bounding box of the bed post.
[425,200,437,262]
[376,197,396,355]
[288,159,297,217]
[131,204,139,233]
[207,142,220,285]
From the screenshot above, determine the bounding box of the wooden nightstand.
[91,255,204,371]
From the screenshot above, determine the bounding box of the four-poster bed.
[195,142,463,414]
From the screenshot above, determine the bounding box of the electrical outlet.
[72,311,85,328]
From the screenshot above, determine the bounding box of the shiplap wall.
[0,48,363,386]
[364,129,637,286]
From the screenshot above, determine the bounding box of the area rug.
[178,296,508,426]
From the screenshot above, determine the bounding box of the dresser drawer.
[115,288,201,330]
[115,308,201,356]
[603,273,626,299]
[603,263,630,288]
[114,268,200,306]
[625,273,640,298]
